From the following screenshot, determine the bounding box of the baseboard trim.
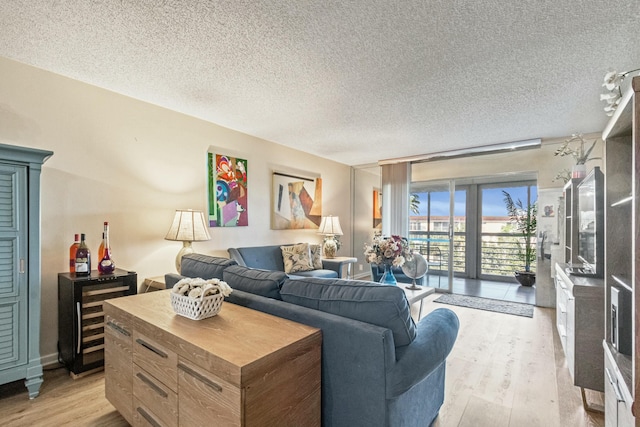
[41,352,60,368]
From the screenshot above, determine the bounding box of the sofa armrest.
[227,248,247,267]
[165,273,187,288]
[386,308,459,398]
[321,258,356,278]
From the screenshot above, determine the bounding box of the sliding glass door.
[478,181,537,280]
[409,180,466,292]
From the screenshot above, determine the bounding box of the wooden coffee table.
[104,291,321,426]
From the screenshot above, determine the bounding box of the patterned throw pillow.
[309,244,323,270]
[281,243,314,274]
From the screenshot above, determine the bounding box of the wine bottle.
[69,234,80,273]
[98,224,115,274]
[74,233,91,276]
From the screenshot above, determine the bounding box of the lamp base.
[323,238,337,258]
[176,241,194,273]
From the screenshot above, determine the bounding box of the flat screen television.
[576,167,604,277]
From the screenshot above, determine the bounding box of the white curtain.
[381,162,410,237]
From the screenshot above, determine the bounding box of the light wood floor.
[422,293,604,427]
[0,295,604,427]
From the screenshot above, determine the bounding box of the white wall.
[0,56,351,364]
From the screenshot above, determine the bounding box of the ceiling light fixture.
[378,138,541,165]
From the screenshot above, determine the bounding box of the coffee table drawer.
[133,365,178,427]
[133,331,177,392]
[178,358,241,427]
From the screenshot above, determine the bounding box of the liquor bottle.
[98,224,115,274]
[69,234,80,273]
[74,233,91,276]
[98,233,104,261]
[98,221,108,261]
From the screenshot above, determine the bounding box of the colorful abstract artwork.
[272,172,322,229]
[208,153,248,227]
[373,189,382,229]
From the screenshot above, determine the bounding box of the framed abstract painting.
[373,189,382,229]
[208,152,248,227]
[272,171,322,229]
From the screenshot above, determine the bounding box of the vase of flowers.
[364,235,412,286]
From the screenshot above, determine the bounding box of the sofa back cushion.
[223,265,286,300]
[280,278,416,347]
[180,254,237,280]
[228,245,286,271]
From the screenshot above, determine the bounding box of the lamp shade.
[318,215,343,236]
[165,209,211,242]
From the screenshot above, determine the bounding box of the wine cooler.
[58,269,137,377]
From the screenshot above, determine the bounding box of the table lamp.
[318,215,343,258]
[165,209,211,272]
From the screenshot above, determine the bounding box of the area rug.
[434,294,534,318]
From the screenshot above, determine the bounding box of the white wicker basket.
[170,291,224,320]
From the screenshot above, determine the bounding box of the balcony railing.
[409,231,536,277]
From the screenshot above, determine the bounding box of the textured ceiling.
[0,1,639,166]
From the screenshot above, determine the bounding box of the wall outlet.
[358,264,363,271]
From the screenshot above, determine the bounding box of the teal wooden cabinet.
[0,143,52,398]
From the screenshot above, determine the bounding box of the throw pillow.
[309,244,323,270]
[281,243,314,274]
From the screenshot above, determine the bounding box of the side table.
[142,276,166,293]
[323,256,358,279]
[402,285,435,320]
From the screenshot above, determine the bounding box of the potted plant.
[554,133,601,181]
[502,191,537,286]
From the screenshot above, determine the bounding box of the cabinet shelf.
[611,195,633,208]
[605,342,633,399]
[611,274,633,292]
[603,81,634,140]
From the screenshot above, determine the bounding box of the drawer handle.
[136,338,168,358]
[136,372,168,398]
[136,406,162,427]
[106,321,130,337]
[178,363,222,392]
[605,367,624,403]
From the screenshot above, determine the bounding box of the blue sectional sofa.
[228,243,351,278]
[166,253,459,427]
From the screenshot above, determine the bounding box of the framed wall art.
[207,152,248,227]
[373,188,382,229]
[272,171,322,229]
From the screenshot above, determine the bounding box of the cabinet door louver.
[0,172,16,229]
[0,164,26,370]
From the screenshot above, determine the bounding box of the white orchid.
[600,67,640,115]
[554,133,601,165]
[603,69,624,91]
